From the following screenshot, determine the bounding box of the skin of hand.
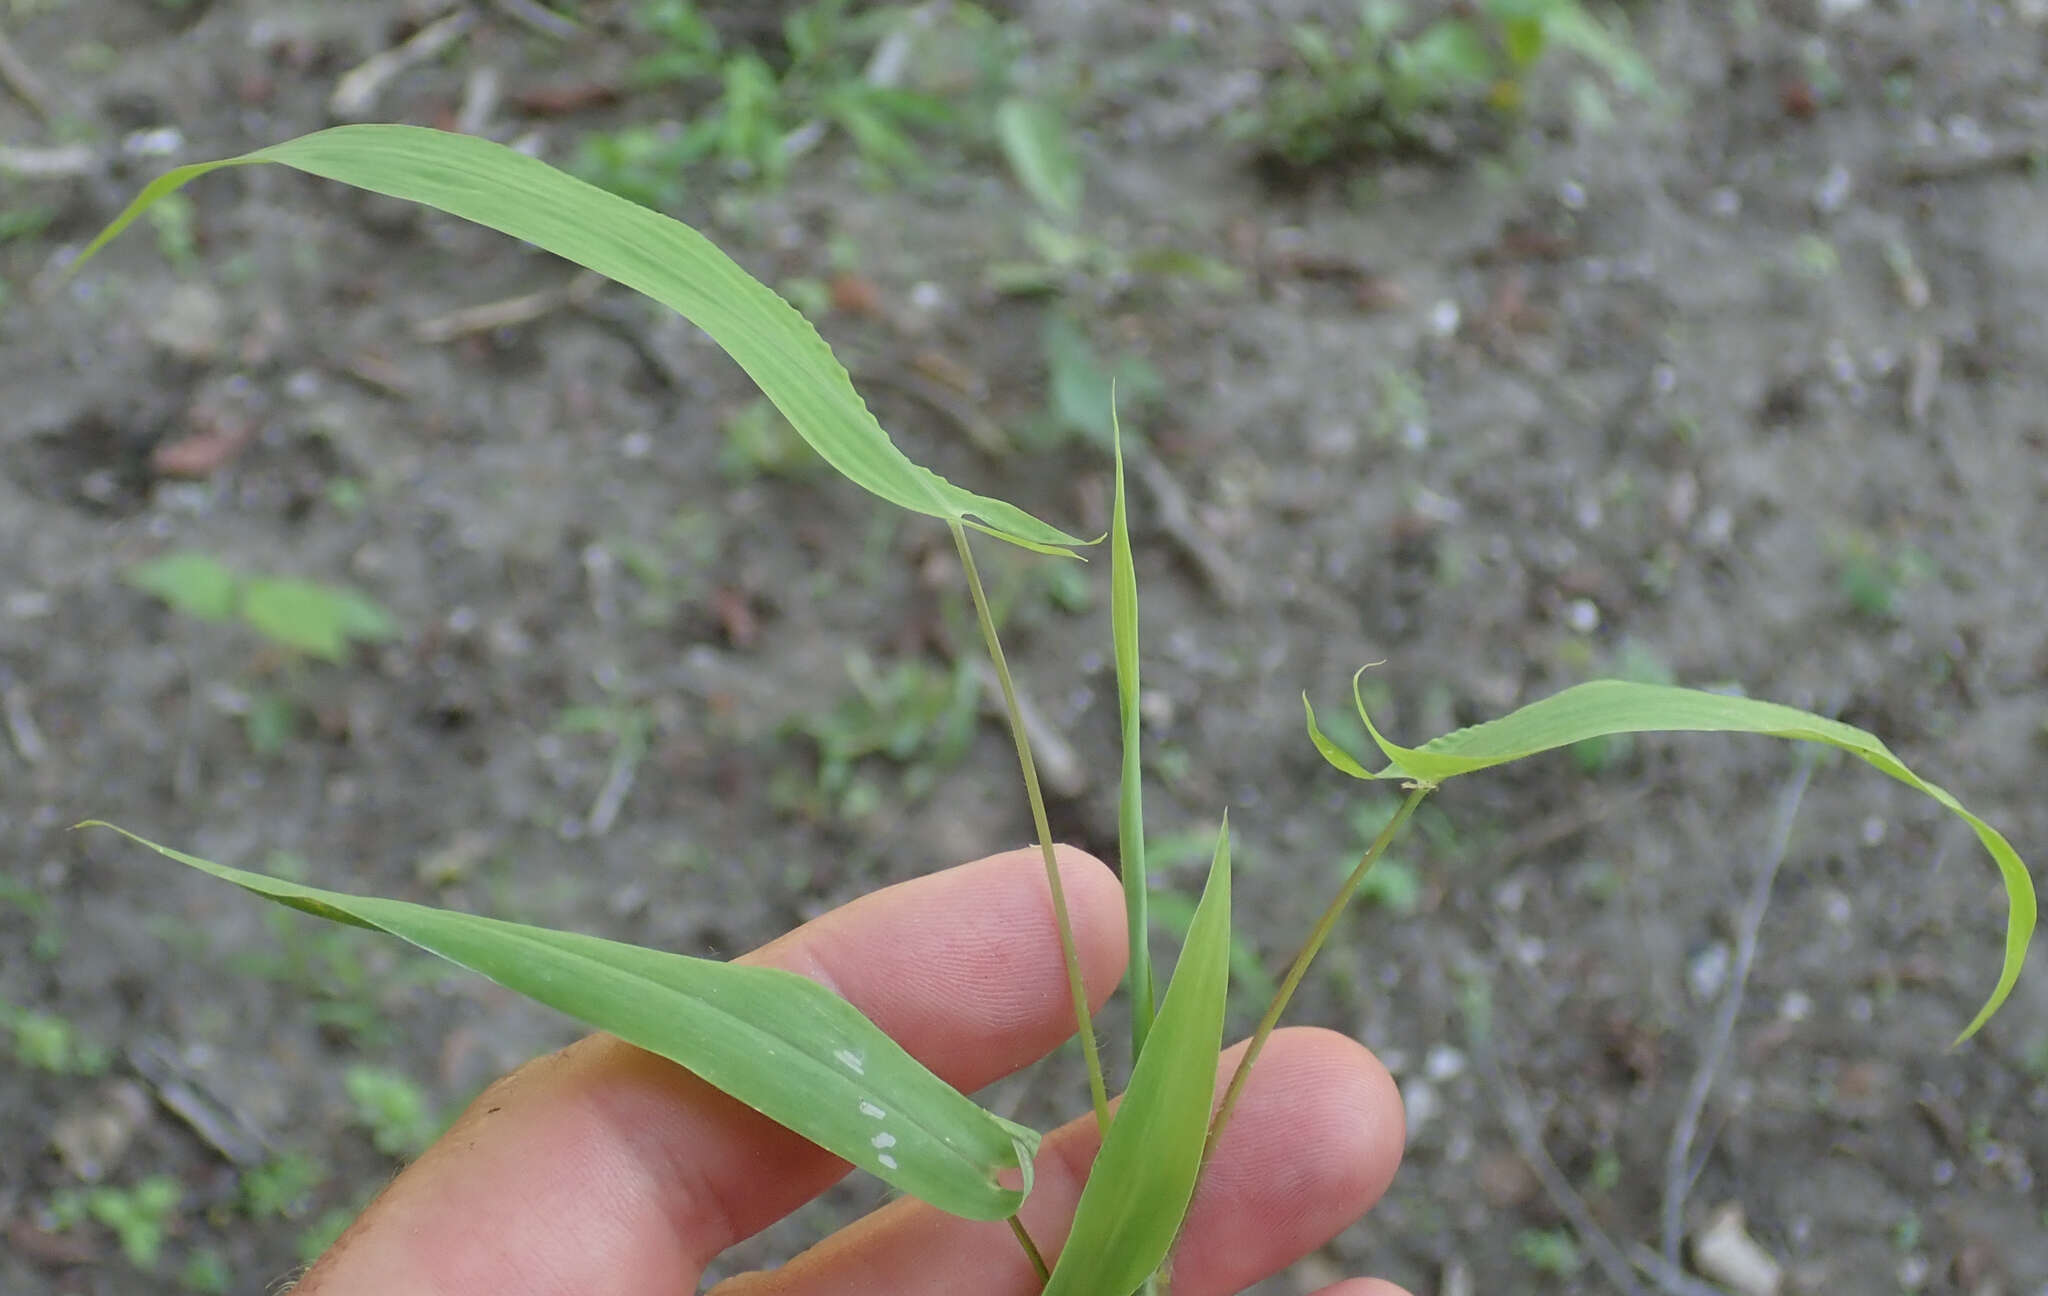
[292,846,1411,1296]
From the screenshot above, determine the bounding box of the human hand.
[294,846,1410,1295]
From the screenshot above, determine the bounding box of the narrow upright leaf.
[1110,410,1154,1055]
[73,125,1086,558]
[994,97,1082,223]
[1043,819,1230,1296]
[83,825,1039,1220]
[1307,675,2035,1042]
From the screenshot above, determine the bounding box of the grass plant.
[60,125,2037,1290]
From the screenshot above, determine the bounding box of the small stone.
[1475,1152,1537,1208]
[51,1081,153,1182]
[1813,164,1853,214]
[1689,941,1732,1002]
[1428,300,1461,338]
[1564,597,1600,634]
[1424,1044,1467,1082]
[1691,1203,1783,1296]
[1401,1077,1438,1141]
[1823,890,1853,925]
[144,283,229,363]
[1139,689,1176,732]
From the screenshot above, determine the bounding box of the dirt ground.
[4,1,2045,1293]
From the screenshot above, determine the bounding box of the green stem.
[1201,783,1430,1163]
[951,521,1112,1132]
[1008,1215,1050,1283]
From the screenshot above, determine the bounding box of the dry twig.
[413,270,604,342]
[1122,436,1248,608]
[330,8,476,121]
[1476,1028,1649,1296]
[1890,138,2040,184]
[1658,753,1813,1270]
[492,0,581,39]
[0,23,54,122]
[2,683,48,765]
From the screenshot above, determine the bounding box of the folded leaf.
[73,125,1085,558]
[1306,675,2035,1043]
[1044,818,1230,1296]
[83,824,1038,1220]
[1110,412,1154,1055]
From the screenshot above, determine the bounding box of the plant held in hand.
[66,125,2035,1291]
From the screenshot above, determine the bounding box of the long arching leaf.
[82,824,1039,1220]
[1306,676,2035,1042]
[72,125,1085,557]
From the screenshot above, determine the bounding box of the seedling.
[342,1064,440,1160]
[574,0,959,202]
[239,1150,329,1221]
[1234,0,1656,175]
[45,1175,183,1270]
[63,127,2036,1293]
[123,551,395,754]
[2,1000,111,1075]
[774,649,979,823]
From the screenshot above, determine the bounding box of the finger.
[1310,1282,1413,1296]
[712,1026,1403,1296]
[297,846,1127,1296]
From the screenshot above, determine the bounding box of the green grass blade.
[1044,818,1230,1296]
[994,97,1082,223]
[83,824,1039,1220]
[1307,675,2035,1042]
[1110,411,1154,1056]
[71,125,1086,559]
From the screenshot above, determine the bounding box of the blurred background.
[3,1,2045,1292]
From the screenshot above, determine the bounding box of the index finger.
[296,846,1127,1296]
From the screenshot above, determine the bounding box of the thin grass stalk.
[950,520,1112,1131]
[1109,420,1155,1056]
[1007,1216,1051,1283]
[1201,783,1430,1161]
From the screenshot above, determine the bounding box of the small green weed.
[719,396,826,481]
[1512,1226,1583,1277]
[575,0,960,203]
[774,650,979,822]
[1234,0,1654,175]
[296,1204,361,1264]
[1834,540,1936,620]
[1027,312,1163,453]
[125,552,396,662]
[124,552,395,754]
[177,1246,231,1295]
[240,1150,329,1220]
[0,878,65,959]
[47,1175,183,1270]
[342,1064,440,1159]
[2,1000,111,1075]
